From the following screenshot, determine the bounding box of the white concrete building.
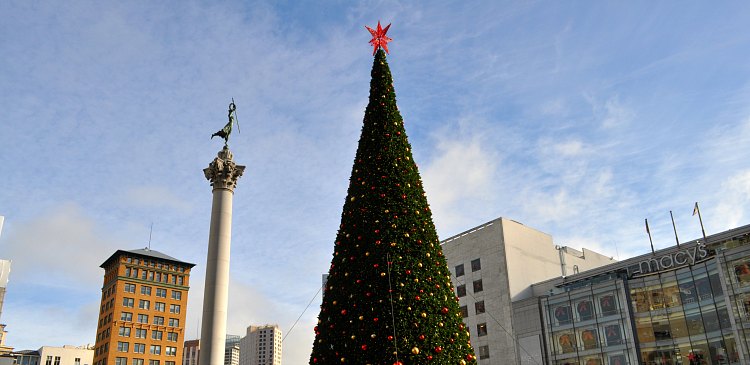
[34,346,93,365]
[0,259,9,322]
[441,217,615,364]
[239,325,281,365]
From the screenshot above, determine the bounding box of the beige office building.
[239,325,281,365]
[442,217,615,364]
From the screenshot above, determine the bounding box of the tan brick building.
[93,249,194,365]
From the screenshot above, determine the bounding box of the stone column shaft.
[200,147,244,365]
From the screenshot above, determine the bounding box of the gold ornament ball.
[421,312,427,318]
[411,347,420,355]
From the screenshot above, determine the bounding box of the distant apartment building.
[239,325,281,365]
[0,324,11,355]
[441,217,615,364]
[93,248,194,365]
[181,335,240,365]
[10,345,93,365]
[0,259,10,323]
[181,340,198,365]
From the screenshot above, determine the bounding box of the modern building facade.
[443,217,750,364]
[93,249,194,365]
[442,217,616,364]
[238,325,281,365]
[527,224,750,365]
[181,335,240,365]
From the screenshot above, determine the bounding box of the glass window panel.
[695,277,712,302]
[679,280,698,305]
[703,310,720,333]
[718,307,732,329]
[661,283,681,308]
[607,354,627,365]
[555,332,576,354]
[580,328,598,350]
[709,272,723,296]
[599,294,618,316]
[604,323,623,346]
[581,356,601,365]
[636,317,655,343]
[552,305,572,325]
[668,313,689,339]
[631,287,651,313]
[685,311,705,336]
[576,300,594,321]
[456,285,466,298]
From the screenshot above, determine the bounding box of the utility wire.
[282,284,322,343]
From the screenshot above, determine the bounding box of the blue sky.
[2,1,750,363]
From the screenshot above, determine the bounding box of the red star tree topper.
[366,21,392,55]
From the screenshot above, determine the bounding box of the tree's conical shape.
[310,49,476,365]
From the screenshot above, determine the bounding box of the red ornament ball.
[387,335,394,341]
[434,346,442,353]
[441,307,449,314]
[361,345,367,351]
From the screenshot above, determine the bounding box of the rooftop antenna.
[148,223,153,250]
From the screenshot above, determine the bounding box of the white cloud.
[715,170,750,228]
[124,186,193,213]
[602,96,634,129]
[540,98,567,116]
[422,125,498,234]
[184,277,317,365]
[1,203,120,286]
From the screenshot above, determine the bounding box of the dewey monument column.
[200,101,244,365]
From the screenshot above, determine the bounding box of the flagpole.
[693,202,707,243]
[670,210,680,247]
[645,218,655,254]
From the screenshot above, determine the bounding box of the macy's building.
[442,218,750,365]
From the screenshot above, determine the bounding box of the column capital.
[204,146,245,191]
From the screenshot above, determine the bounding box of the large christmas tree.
[310,23,476,365]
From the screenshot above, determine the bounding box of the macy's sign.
[629,244,710,277]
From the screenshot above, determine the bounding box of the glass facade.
[540,230,750,365]
[542,277,637,365]
[629,260,738,364]
[717,238,750,364]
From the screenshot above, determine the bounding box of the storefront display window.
[599,295,618,316]
[554,305,573,325]
[733,261,750,284]
[582,355,601,365]
[607,354,627,365]
[556,332,576,354]
[604,324,622,346]
[579,328,598,350]
[577,300,594,321]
